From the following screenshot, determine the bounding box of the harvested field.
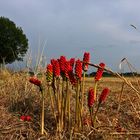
[0,70,140,140]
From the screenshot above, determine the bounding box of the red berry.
[99,88,110,103]
[26,116,31,121]
[88,88,95,108]
[75,59,82,80]
[29,76,41,86]
[83,52,90,71]
[95,63,105,81]
[20,115,26,121]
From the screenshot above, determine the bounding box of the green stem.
[81,72,85,117]
[93,103,100,127]
[56,78,61,132]
[48,86,56,122]
[75,80,80,130]
[89,107,94,127]
[94,81,98,101]
[60,80,65,130]
[64,79,69,129]
[67,80,71,130]
[41,88,44,134]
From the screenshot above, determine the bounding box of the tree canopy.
[0,17,28,65]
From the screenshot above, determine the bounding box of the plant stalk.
[94,81,98,101]
[75,80,80,130]
[93,103,100,127]
[81,72,85,116]
[41,88,45,134]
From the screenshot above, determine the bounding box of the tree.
[0,17,28,66]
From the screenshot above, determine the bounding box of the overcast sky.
[1,0,140,71]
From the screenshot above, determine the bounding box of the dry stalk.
[40,89,45,135]
[125,59,140,90]
[109,131,140,135]
[117,82,125,112]
[56,78,61,132]
[127,94,140,119]
[64,79,69,130]
[66,80,71,131]
[48,86,57,123]
[81,71,86,116]
[75,80,80,131]
[60,80,65,130]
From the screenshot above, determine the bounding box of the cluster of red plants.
[28,52,110,134]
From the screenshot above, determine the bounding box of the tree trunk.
[0,57,6,70]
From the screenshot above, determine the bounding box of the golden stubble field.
[0,70,140,140]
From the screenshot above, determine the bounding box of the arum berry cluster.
[46,64,53,83]
[95,63,105,81]
[88,88,95,108]
[29,76,41,87]
[87,65,110,126]
[29,76,44,134]
[75,59,82,80]
[20,115,31,121]
[83,52,90,71]
[28,52,110,135]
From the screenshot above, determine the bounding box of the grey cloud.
[1,0,140,70]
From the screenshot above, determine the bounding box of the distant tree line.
[87,72,140,77]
